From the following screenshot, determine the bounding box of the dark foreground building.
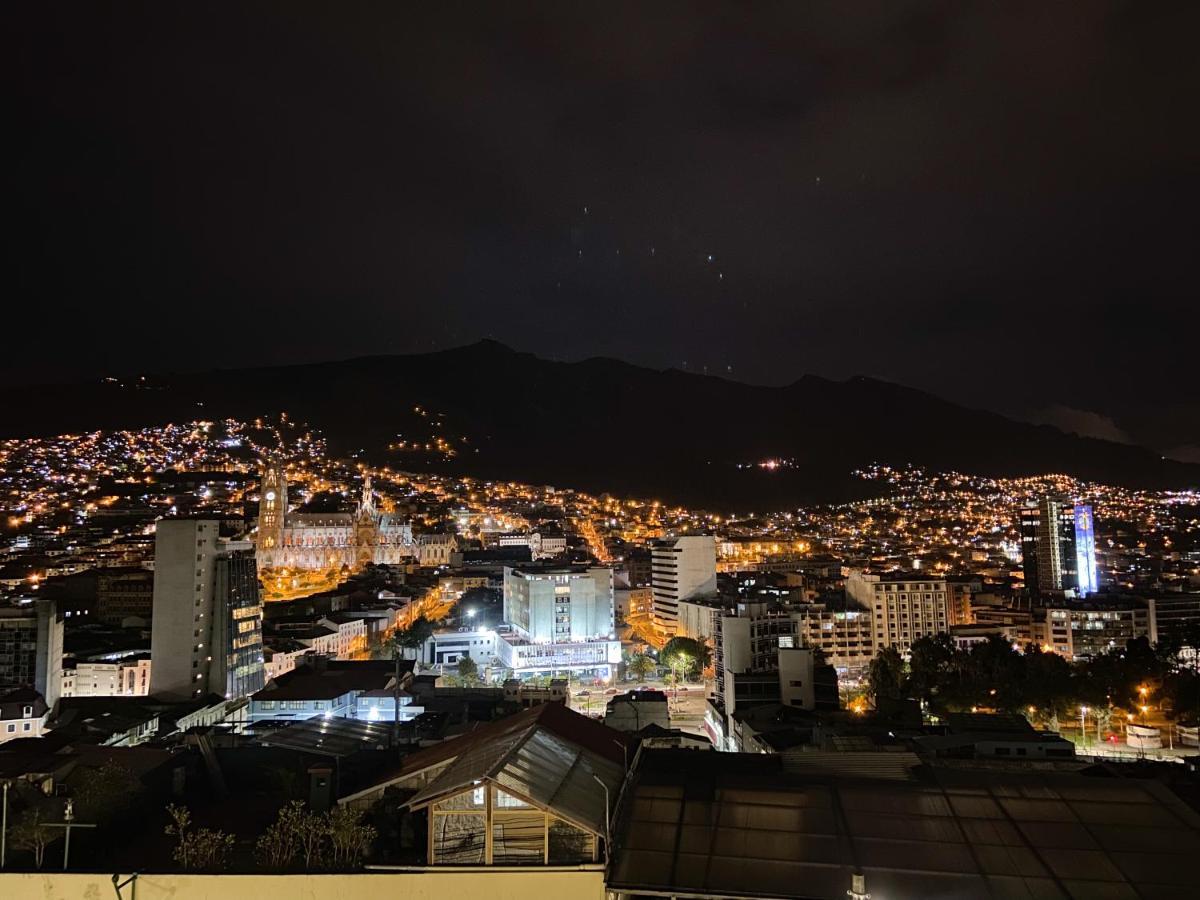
[607,748,1200,899]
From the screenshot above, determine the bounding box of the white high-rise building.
[650,535,717,634]
[498,566,621,678]
[150,519,265,701]
[503,565,615,643]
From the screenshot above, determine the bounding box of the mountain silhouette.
[4,340,1195,509]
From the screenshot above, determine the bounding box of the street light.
[1079,706,1089,746]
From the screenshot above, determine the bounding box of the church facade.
[255,463,415,571]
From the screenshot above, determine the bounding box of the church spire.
[360,472,375,517]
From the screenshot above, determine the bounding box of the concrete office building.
[422,628,498,668]
[1033,598,1156,660]
[1146,592,1200,650]
[650,535,717,634]
[503,566,615,644]
[500,566,621,679]
[0,598,64,709]
[494,531,567,560]
[677,596,724,641]
[150,519,265,701]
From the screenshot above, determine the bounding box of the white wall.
[0,870,605,900]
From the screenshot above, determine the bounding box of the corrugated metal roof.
[345,701,632,799]
[781,750,921,781]
[251,717,391,757]
[609,748,1200,899]
[406,714,623,836]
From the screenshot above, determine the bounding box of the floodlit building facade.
[501,566,620,679]
[60,657,151,697]
[256,464,415,570]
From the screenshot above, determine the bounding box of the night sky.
[11,3,1198,459]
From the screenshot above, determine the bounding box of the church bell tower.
[258,461,288,551]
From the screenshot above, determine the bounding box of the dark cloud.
[10,2,1199,451]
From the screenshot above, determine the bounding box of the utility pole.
[1,780,9,869]
[45,800,96,870]
[392,635,402,750]
[591,774,610,854]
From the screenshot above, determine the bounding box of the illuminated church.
[255,463,415,571]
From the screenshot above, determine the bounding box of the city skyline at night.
[4,4,1199,895]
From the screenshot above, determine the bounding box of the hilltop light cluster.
[1,421,1197,593]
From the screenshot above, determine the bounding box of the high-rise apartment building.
[846,571,955,655]
[650,535,717,634]
[0,598,64,708]
[1019,497,1098,596]
[150,519,265,701]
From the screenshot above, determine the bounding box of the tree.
[11,809,52,870]
[254,801,376,872]
[905,633,959,711]
[457,655,480,686]
[1020,644,1074,730]
[665,652,690,692]
[393,615,434,660]
[661,636,710,679]
[72,761,143,826]
[451,586,501,627]
[625,651,654,683]
[1080,636,1169,710]
[327,805,377,869]
[255,801,305,870]
[295,807,329,870]
[868,645,905,704]
[164,804,235,871]
[962,634,1024,711]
